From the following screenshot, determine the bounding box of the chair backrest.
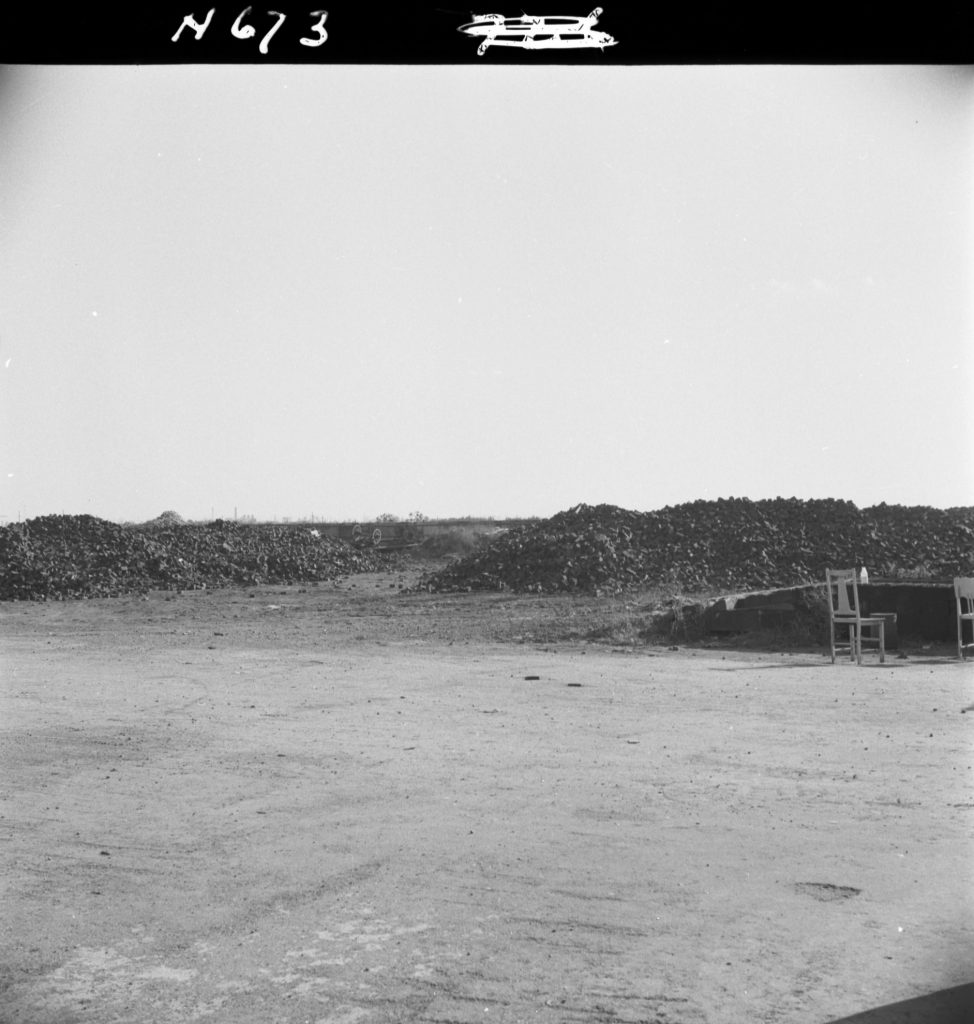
[956,577,974,613]
[826,568,861,618]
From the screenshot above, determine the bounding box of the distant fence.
[315,518,535,539]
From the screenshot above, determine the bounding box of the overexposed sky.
[1,64,971,523]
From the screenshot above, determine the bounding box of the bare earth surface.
[2,563,973,1024]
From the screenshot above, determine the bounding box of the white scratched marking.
[459,8,617,54]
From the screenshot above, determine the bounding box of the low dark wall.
[703,581,959,643]
[859,582,956,642]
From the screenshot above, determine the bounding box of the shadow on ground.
[823,982,974,1024]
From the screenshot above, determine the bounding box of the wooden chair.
[955,577,974,661]
[826,569,886,665]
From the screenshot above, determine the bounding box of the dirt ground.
[2,562,973,1024]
